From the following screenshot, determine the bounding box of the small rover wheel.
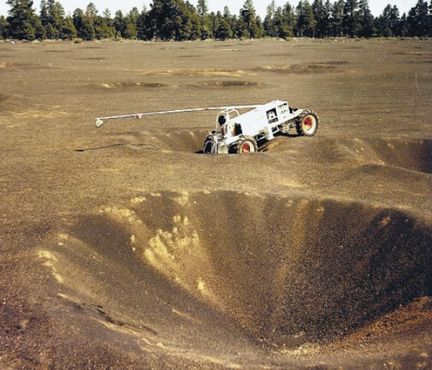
[236,136,258,154]
[296,111,319,137]
[202,135,216,154]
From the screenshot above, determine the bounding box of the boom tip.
[95,118,105,128]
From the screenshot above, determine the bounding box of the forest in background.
[1,0,432,41]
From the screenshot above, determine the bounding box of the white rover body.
[95,100,319,154]
[203,100,318,154]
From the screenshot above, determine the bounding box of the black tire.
[202,135,216,154]
[236,136,258,154]
[296,110,319,137]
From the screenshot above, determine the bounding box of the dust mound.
[79,46,105,49]
[98,82,168,90]
[269,137,432,174]
[263,52,292,57]
[139,68,246,77]
[365,138,432,174]
[178,54,200,58]
[44,192,432,350]
[113,129,208,153]
[0,93,29,112]
[256,63,339,74]
[0,93,9,103]
[75,57,106,61]
[43,50,70,53]
[190,80,260,88]
[0,62,51,70]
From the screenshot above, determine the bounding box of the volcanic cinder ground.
[1,38,432,369]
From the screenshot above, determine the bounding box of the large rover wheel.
[236,136,258,154]
[296,111,319,137]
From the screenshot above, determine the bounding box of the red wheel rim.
[241,142,251,153]
[304,116,313,128]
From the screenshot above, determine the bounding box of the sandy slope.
[0,38,431,369]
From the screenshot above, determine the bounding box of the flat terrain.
[1,38,431,369]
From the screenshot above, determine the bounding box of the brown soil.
[1,38,431,369]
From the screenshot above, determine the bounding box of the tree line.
[1,0,432,41]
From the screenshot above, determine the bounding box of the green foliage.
[72,7,95,40]
[2,0,432,41]
[313,0,331,37]
[377,4,401,37]
[240,0,262,38]
[296,1,316,37]
[357,0,374,37]
[343,0,360,37]
[61,16,76,39]
[331,0,345,36]
[0,16,8,39]
[6,0,40,40]
[136,8,148,40]
[407,0,430,36]
[197,0,208,17]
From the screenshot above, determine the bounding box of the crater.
[41,191,432,354]
[189,80,261,89]
[79,46,105,49]
[97,81,168,90]
[43,50,70,53]
[268,137,432,174]
[136,68,247,78]
[74,57,106,61]
[0,62,52,70]
[255,63,339,74]
[178,54,201,58]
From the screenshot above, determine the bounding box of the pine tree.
[240,0,261,38]
[186,2,201,40]
[313,0,326,37]
[428,1,432,36]
[389,5,400,36]
[45,0,64,38]
[407,0,429,36]
[73,7,94,40]
[196,0,211,39]
[6,0,40,40]
[296,1,316,37]
[124,7,139,39]
[223,6,237,39]
[0,16,8,39]
[343,0,359,37]
[197,0,208,16]
[61,16,76,39]
[264,0,276,37]
[136,7,148,40]
[331,0,345,37]
[399,13,409,37]
[146,0,197,41]
[40,0,49,27]
[113,10,126,38]
[358,0,374,37]
[93,10,114,39]
[378,4,393,37]
[281,2,296,37]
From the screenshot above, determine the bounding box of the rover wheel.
[236,136,258,154]
[202,135,217,154]
[296,111,319,137]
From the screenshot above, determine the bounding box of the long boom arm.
[95,105,259,128]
